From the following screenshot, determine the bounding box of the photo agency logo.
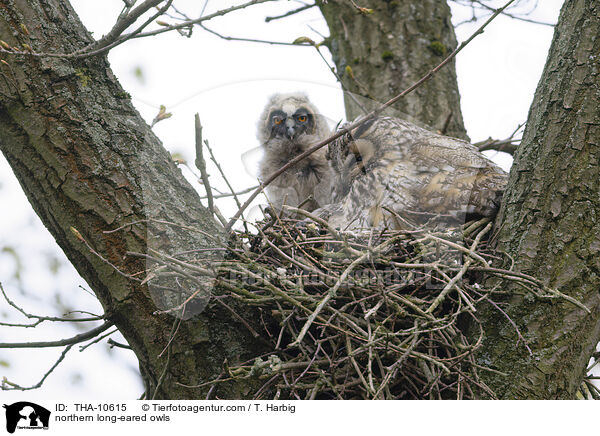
[3,402,50,434]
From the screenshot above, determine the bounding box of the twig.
[152,317,178,399]
[82,0,165,54]
[476,138,519,155]
[198,22,302,46]
[79,328,119,351]
[1,345,74,391]
[475,122,524,155]
[0,0,276,59]
[482,295,533,356]
[345,333,374,396]
[312,45,369,115]
[200,185,258,200]
[112,0,278,45]
[0,321,114,348]
[216,299,260,338]
[70,227,141,281]
[420,233,489,266]
[0,282,104,327]
[291,235,401,346]
[108,339,132,350]
[265,3,316,22]
[195,114,215,216]
[468,0,555,27]
[74,0,175,59]
[203,139,249,234]
[425,222,492,314]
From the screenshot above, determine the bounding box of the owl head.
[257,93,329,145]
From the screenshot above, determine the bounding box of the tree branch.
[265,3,316,22]
[0,321,114,348]
[1,345,74,391]
[82,0,165,53]
[0,282,104,328]
[0,0,278,59]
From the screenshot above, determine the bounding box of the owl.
[317,116,508,230]
[257,93,332,212]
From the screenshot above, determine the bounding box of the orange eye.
[273,117,282,125]
[297,115,307,122]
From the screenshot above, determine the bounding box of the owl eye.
[273,117,283,125]
[297,115,308,123]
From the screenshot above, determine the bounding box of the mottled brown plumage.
[318,117,508,230]
[257,93,332,212]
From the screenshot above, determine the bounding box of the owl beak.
[285,119,297,139]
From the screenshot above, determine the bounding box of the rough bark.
[478,0,600,399]
[2,0,599,401]
[319,0,468,140]
[0,0,267,399]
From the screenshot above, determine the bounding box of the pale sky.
[0,0,565,399]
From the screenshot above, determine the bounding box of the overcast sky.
[0,0,564,399]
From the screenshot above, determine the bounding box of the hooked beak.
[285,119,296,140]
[285,127,296,139]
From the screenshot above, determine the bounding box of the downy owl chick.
[257,93,332,212]
[318,116,508,230]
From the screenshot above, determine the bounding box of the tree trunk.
[0,0,266,399]
[477,0,600,399]
[319,0,468,140]
[2,0,599,400]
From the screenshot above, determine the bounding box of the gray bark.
[0,0,266,399]
[478,0,600,399]
[319,0,468,140]
[1,0,599,400]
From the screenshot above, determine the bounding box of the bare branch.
[475,122,524,155]
[79,328,119,351]
[2,345,74,391]
[194,114,214,216]
[198,22,303,46]
[265,3,316,22]
[476,138,519,155]
[473,0,555,26]
[107,338,133,350]
[312,45,369,115]
[70,227,141,281]
[0,282,104,327]
[452,0,555,27]
[199,185,259,200]
[116,0,278,44]
[0,0,277,59]
[85,0,165,54]
[203,139,250,234]
[0,321,114,348]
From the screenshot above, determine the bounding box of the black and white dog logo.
[3,402,50,433]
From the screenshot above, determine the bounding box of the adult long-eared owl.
[318,117,508,230]
[257,93,332,212]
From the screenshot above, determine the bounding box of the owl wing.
[410,135,508,218]
[324,117,509,230]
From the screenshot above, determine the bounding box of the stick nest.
[142,210,586,400]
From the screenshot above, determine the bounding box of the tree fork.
[0,0,266,399]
